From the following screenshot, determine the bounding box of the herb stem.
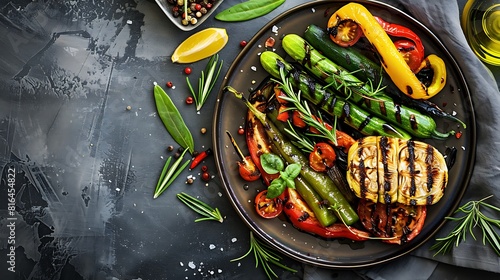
[231,232,297,279]
[176,192,223,223]
[154,148,190,199]
[186,54,223,111]
[431,195,500,256]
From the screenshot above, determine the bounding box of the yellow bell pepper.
[330,3,446,100]
[416,54,447,96]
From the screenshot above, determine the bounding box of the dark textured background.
[0,0,498,279]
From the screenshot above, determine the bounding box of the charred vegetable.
[347,136,448,205]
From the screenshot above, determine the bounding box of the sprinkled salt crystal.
[116,187,120,191]
[251,66,257,71]
[272,25,279,33]
[127,20,132,24]
[283,223,287,227]
[218,192,222,197]
[311,8,316,12]
[462,146,466,150]
[258,44,262,48]
[180,262,184,266]
[218,269,222,273]
[209,244,216,250]
[220,247,224,251]
[188,261,196,269]
[231,238,237,243]
[452,110,457,116]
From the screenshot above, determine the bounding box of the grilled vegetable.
[225,86,359,225]
[358,199,426,244]
[347,136,448,205]
[279,34,454,139]
[285,188,370,241]
[259,51,412,140]
[329,3,446,99]
[303,24,465,127]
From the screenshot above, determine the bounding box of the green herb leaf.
[231,232,297,280]
[154,82,195,153]
[154,148,190,199]
[260,153,284,174]
[176,192,224,223]
[266,178,285,199]
[186,54,223,111]
[283,163,301,179]
[215,0,285,22]
[431,195,500,256]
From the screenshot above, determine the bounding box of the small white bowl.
[155,0,224,32]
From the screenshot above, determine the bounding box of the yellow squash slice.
[347,136,448,205]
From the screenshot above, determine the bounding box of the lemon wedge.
[171,28,228,63]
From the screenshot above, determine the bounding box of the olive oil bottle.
[462,0,500,66]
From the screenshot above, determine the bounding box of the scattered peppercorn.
[166,81,174,88]
[167,0,218,26]
[184,67,192,75]
[455,131,462,139]
[186,96,194,104]
[186,177,194,184]
[237,127,245,135]
[200,127,207,134]
[167,145,174,152]
[201,165,208,172]
[126,105,132,110]
[201,172,210,182]
[240,40,247,47]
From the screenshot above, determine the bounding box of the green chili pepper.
[153,82,195,154]
[215,0,285,22]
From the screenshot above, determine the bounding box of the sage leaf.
[153,82,195,153]
[215,0,285,22]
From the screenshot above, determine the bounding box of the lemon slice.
[171,28,228,63]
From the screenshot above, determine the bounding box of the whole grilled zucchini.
[347,136,448,205]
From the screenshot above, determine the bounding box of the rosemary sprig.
[283,121,315,153]
[176,192,224,223]
[273,67,338,145]
[154,148,190,199]
[186,54,223,111]
[430,195,500,256]
[231,232,297,279]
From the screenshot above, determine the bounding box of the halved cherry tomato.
[394,40,424,73]
[327,17,363,47]
[255,190,283,219]
[238,156,261,182]
[357,199,426,244]
[309,142,336,172]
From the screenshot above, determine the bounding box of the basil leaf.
[154,83,195,153]
[215,0,285,22]
[283,177,295,189]
[284,163,301,179]
[260,153,284,174]
[266,178,285,199]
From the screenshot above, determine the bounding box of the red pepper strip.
[373,16,425,64]
[190,148,212,169]
[246,109,280,186]
[283,188,370,241]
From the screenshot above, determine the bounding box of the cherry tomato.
[357,199,426,244]
[309,142,336,172]
[327,18,363,47]
[238,155,261,182]
[255,190,283,219]
[394,40,424,73]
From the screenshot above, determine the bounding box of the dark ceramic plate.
[213,0,476,268]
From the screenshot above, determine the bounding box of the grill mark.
[410,114,418,130]
[395,104,402,124]
[407,140,417,200]
[380,136,392,203]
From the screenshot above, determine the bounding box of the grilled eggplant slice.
[347,136,448,205]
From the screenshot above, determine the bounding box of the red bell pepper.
[283,188,370,241]
[374,16,425,73]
